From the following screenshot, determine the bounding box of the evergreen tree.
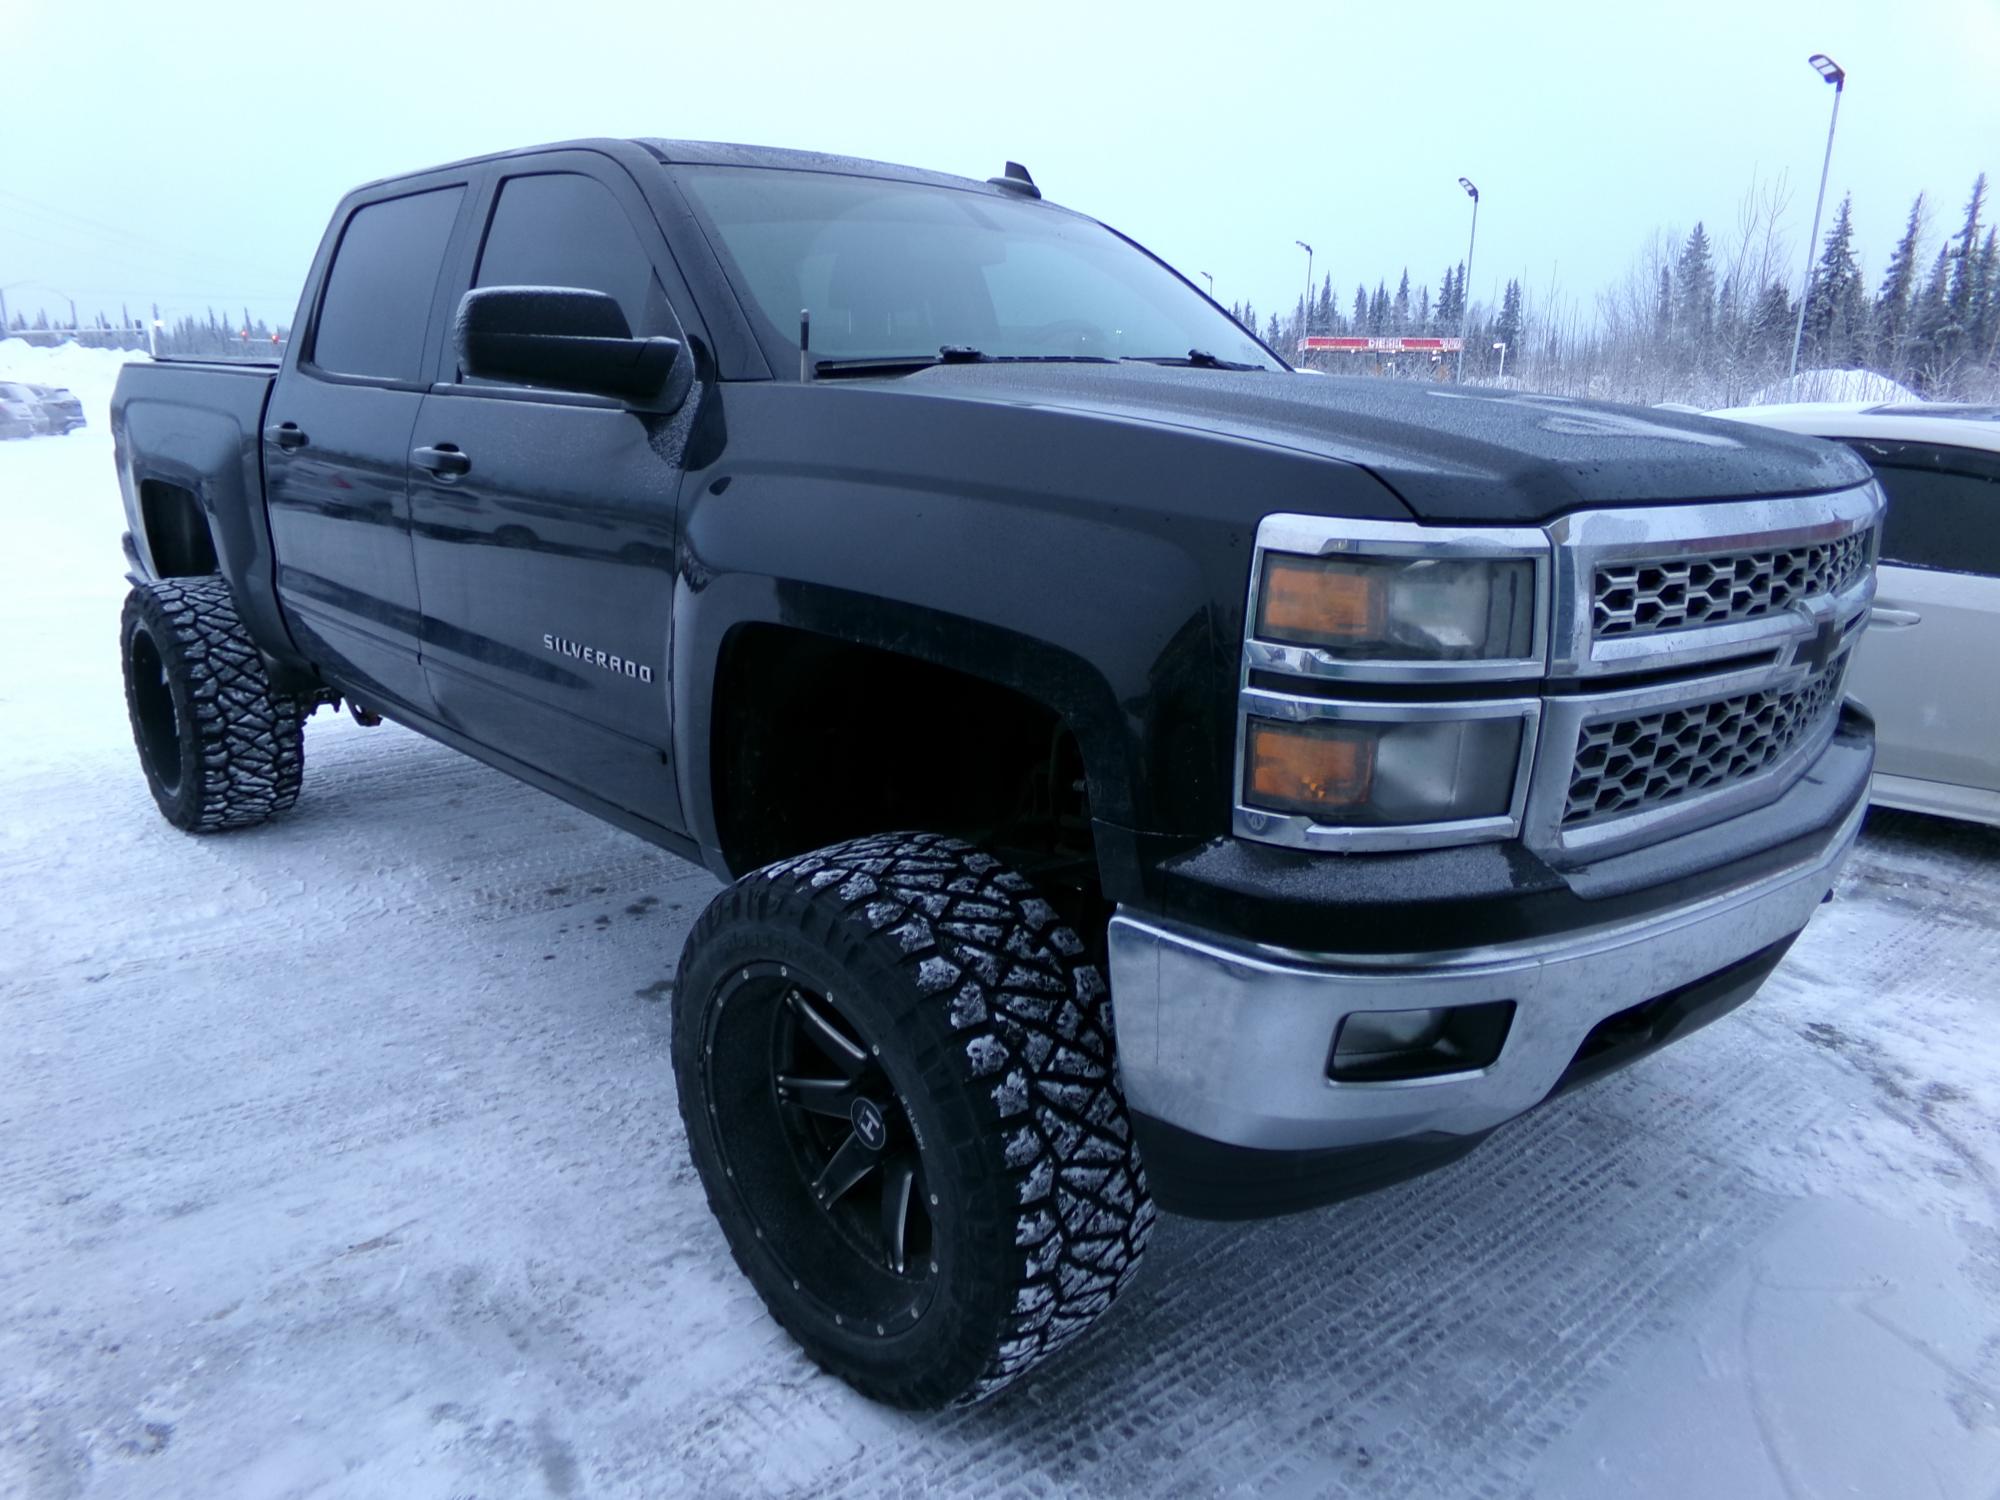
[1944,173,1988,364]
[1801,195,1863,364]
[1747,282,1794,369]
[1710,270,1749,399]
[1976,227,1999,369]
[1674,222,1716,362]
[1316,273,1334,334]
[1368,281,1390,334]
[1263,312,1281,348]
[1352,283,1368,333]
[1495,278,1524,366]
[1873,194,1926,377]
[1418,285,1431,332]
[1912,244,1955,389]
[1392,270,1411,334]
[1655,265,1673,337]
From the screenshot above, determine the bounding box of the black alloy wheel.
[772,979,930,1279]
[674,832,1155,1408]
[126,623,184,795]
[697,959,940,1346]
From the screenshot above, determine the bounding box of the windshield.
[676,166,1279,371]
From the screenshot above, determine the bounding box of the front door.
[409,164,692,830]
[265,182,467,716]
[1845,438,2000,795]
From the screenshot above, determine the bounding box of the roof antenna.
[987,161,1041,199]
[799,309,812,382]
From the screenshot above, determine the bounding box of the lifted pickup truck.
[111,138,1882,1408]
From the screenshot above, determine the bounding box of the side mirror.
[454,286,683,404]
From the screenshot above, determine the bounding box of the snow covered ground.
[1747,368,1924,406]
[2,343,1998,1499]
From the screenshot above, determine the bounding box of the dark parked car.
[109,138,1882,1407]
[28,383,86,433]
[0,382,48,438]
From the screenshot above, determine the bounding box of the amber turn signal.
[1257,555,1386,645]
[1246,720,1375,814]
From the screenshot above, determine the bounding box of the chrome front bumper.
[1107,794,1865,1155]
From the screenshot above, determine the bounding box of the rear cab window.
[309,186,466,383]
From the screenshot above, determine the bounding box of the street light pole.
[1199,270,1214,300]
[1456,178,1479,381]
[1788,53,1846,379]
[1295,240,1314,346]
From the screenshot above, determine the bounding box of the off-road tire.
[120,577,305,832]
[673,832,1155,1408]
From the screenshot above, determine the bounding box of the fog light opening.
[1329,1000,1516,1083]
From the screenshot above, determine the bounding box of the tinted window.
[1846,439,2000,576]
[678,166,1278,368]
[312,187,464,381]
[473,173,669,341]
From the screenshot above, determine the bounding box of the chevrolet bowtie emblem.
[1801,614,1844,674]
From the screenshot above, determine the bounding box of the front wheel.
[672,832,1154,1408]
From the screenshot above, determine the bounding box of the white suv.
[1712,400,2000,827]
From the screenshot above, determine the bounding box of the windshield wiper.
[812,346,1118,378]
[1120,349,1262,371]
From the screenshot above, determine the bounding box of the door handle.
[412,443,471,477]
[1869,605,1921,629]
[264,421,307,450]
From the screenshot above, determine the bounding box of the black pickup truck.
[111,138,1883,1408]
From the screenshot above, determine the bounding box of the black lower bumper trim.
[1547,933,1798,1099]
[1130,1113,1493,1221]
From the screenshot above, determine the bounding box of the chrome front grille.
[1592,531,1874,638]
[1562,653,1850,828]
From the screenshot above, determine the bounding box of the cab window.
[472,172,672,342]
[311,187,465,382]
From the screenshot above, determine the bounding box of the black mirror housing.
[455,286,683,404]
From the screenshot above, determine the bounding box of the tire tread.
[679,832,1154,1406]
[122,577,304,831]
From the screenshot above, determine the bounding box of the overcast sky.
[8,0,1998,335]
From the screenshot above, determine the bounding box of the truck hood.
[898,364,1871,523]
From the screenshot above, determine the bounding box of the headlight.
[1236,516,1548,852]
[1256,552,1538,664]
[1243,712,1527,827]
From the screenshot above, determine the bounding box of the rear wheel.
[120,578,305,832]
[673,832,1154,1408]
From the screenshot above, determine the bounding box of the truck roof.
[351,136,1007,198]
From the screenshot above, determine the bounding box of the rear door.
[265,177,470,716]
[408,154,693,830]
[1844,439,2000,794]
